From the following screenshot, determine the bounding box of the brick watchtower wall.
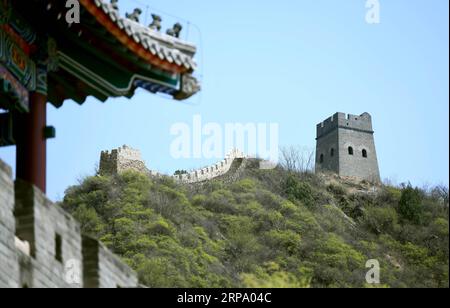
[99,145,149,176]
[315,112,381,182]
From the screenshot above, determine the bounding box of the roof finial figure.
[149,14,162,31]
[126,8,142,23]
[166,23,183,38]
[110,0,119,11]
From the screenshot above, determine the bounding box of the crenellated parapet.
[0,158,139,288]
[99,146,247,184]
[317,112,373,140]
[173,149,246,184]
[100,145,150,176]
[315,112,380,183]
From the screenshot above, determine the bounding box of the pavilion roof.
[83,0,197,73]
[1,0,200,111]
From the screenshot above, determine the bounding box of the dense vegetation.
[61,160,449,288]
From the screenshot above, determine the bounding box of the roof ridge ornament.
[166,23,183,38]
[77,0,200,99]
[110,0,119,11]
[149,14,162,31]
[125,8,142,23]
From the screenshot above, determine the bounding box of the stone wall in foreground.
[0,159,19,287]
[0,159,139,288]
[82,236,138,288]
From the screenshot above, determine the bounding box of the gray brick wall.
[99,146,149,176]
[83,236,138,288]
[316,129,339,174]
[0,160,19,288]
[315,112,381,182]
[338,127,380,181]
[0,159,140,288]
[15,180,84,288]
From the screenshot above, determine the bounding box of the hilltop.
[60,160,449,288]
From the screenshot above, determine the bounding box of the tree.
[431,185,449,208]
[283,174,315,208]
[398,185,423,224]
[280,146,315,174]
[174,170,188,176]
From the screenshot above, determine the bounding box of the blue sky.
[0,0,448,200]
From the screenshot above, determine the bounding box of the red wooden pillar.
[15,92,47,193]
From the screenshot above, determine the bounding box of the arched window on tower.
[362,149,368,158]
[348,147,354,155]
[330,148,335,157]
[320,154,324,164]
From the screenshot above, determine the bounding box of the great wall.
[0,159,139,288]
[100,146,249,184]
[0,113,381,288]
[315,112,380,182]
[0,146,258,288]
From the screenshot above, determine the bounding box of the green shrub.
[327,183,346,196]
[364,206,399,234]
[263,230,301,255]
[61,169,448,288]
[398,185,423,224]
[146,219,174,236]
[284,175,315,208]
[231,178,257,193]
[242,268,311,288]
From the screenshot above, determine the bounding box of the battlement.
[100,145,143,166]
[317,112,373,139]
[100,145,149,176]
[99,146,247,184]
[315,112,380,182]
[103,145,143,161]
[174,149,246,184]
[0,159,139,288]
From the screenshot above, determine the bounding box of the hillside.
[61,160,449,288]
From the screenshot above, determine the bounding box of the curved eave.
[79,0,192,75]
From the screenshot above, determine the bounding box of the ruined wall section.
[99,145,150,176]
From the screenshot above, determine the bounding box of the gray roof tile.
[92,0,197,72]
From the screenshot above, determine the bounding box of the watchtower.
[99,145,148,176]
[315,112,380,182]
